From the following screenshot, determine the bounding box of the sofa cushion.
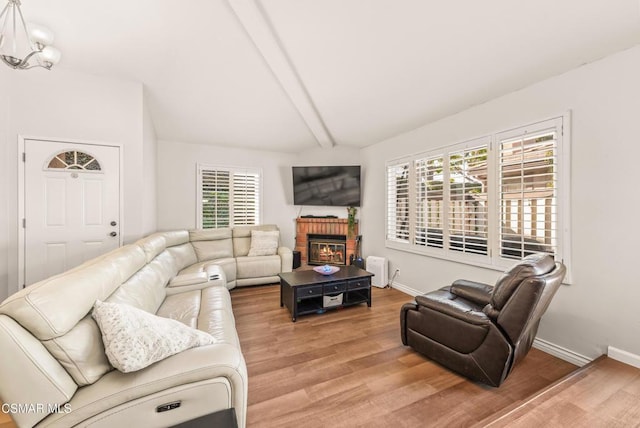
[166,243,198,272]
[236,255,281,279]
[42,315,112,386]
[232,224,279,257]
[136,233,167,264]
[190,228,234,261]
[157,287,239,348]
[0,255,127,341]
[92,300,215,373]
[108,259,169,314]
[247,230,280,256]
[161,230,190,247]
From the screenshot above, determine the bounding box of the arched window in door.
[47,150,102,171]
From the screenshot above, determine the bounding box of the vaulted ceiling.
[23,0,640,152]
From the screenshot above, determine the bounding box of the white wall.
[156,141,298,248]
[0,66,9,301]
[361,45,640,359]
[142,92,157,236]
[0,68,155,299]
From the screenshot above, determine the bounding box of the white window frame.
[385,113,571,281]
[196,164,263,228]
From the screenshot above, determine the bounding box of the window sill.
[385,240,572,285]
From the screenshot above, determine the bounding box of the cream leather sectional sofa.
[0,224,292,428]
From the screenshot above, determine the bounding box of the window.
[386,162,410,243]
[197,165,262,228]
[497,125,559,260]
[386,116,569,271]
[47,151,101,171]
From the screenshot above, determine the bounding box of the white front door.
[23,139,121,286]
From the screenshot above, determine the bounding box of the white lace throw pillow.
[247,230,280,256]
[92,300,215,373]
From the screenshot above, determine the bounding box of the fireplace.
[295,217,358,268]
[307,234,347,265]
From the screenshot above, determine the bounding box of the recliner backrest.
[499,262,566,365]
[489,253,555,311]
[483,253,566,366]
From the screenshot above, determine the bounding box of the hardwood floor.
[481,356,640,427]
[0,412,13,428]
[231,284,577,427]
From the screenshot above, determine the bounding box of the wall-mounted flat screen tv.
[292,165,361,207]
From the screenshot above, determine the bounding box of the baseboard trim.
[607,346,640,369]
[390,281,420,297]
[533,338,592,367]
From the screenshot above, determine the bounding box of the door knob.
[110,221,117,226]
[110,231,117,237]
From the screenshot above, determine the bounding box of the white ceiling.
[22,0,640,153]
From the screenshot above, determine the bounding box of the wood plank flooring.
[231,284,578,427]
[482,356,640,427]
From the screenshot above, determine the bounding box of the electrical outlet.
[395,268,400,276]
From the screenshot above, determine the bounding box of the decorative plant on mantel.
[347,206,357,238]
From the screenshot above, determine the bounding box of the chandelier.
[0,0,61,70]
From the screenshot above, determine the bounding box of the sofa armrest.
[168,272,210,287]
[450,279,493,306]
[278,246,293,273]
[415,290,491,326]
[166,266,227,295]
[39,343,248,428]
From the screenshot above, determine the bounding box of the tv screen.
[292,165,361,207]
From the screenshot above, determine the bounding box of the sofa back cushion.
[166,243,198,272]
[137,233,167,263]
[233,224,279,257]
[42,315,112,386]
[0,245,145,340]
[161,230,190,247]
[0,245,146,387]
[107,250,175,314]
[190,228,234,261]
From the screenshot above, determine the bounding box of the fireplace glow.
[308,234,347,265]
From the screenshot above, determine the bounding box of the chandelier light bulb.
[38,45,61,65]
[28,23,54,46]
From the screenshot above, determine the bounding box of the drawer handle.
[308,290,313,294]
[334,286,338,290]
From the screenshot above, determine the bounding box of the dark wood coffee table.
[279,266,374,322]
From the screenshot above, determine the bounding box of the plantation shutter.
[448,145,489,255]
[201,169,231,228]
[386,162,410,242]
[498,129,557,259]
[415,155,444,248]
[232,171,260,225]
[199,166,262,228]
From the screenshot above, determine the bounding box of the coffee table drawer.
[323,281,347,294]
[298,284,323,298]
[348,278,370,290]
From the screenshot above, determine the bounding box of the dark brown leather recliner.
[400,253,566,387]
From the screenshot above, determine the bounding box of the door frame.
[17,135,124,289]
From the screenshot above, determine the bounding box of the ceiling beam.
[228,0,334,149]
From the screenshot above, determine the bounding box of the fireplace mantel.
[295,217,359,267]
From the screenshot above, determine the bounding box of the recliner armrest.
[450,279,493,306]
[415,290,491,325]
[168,272,210,287]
